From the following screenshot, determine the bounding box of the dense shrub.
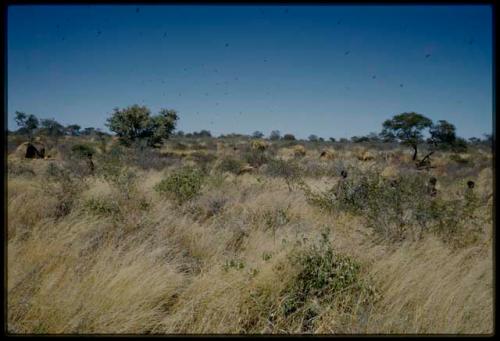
[302,170,484,244]
[155,166,205,204]
[264,158,303,191]
[216,156,245,175]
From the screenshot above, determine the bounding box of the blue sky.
[7,5,493,139]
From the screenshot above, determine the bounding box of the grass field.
[6,135,494,334]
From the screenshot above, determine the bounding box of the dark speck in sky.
[400,84,404,87]
[345,51,350,55]
[97,30,101,35]
[468,38,475,45]
[372,75,376,79]
[225,43,229,47]
[425,54,431,58]
[136,8,140,13]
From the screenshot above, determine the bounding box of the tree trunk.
[412,145,418,161]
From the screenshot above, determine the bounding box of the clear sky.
[7,4,493,139]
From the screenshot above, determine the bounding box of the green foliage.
[302,170,484,244]
[381,112,433,160]
[283,134,296,141]
[106,105,178,147]
[39,118,65,137]
[277,233,377,331]
[84,197,120,217]
[15,111,39,139]
[155,166,205,204]
[217,156,245,174]
[71,144,96,159]
[429,120,456,147]
[243,149,269,168]
[270,130,281,140]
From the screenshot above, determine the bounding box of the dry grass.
[7,139,494,335]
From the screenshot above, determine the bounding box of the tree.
[429,120,456,148]
[252,131,264,139]
[82,127,96,136]
[106,105,178,147]
[381,112,433,161]
[329,137,336,142]
[40,118,65,137]
[308,134,319,142]
[148,109,179,146]
[65,124,81,136]
[270,130,281,140]
[283,133,296,141]
[14,111,39,140]
[194,130,211,138]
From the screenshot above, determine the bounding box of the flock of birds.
[49,7,478,126]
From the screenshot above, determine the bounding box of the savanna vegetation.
[6,107,494,334]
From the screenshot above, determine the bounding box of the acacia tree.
[65,124,82,136]
[270,130,281,140]
[106,105,179,147]
[252,131,264,139]
[40,118,65,147]
[14,111,39,141]
[429,120,456,147]
[381,112,433,161]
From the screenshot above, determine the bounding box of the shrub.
[84,197,120,217]
[264,158,303,191]
[70,144,95,159]
[243,149,269,168]
[276,233,377,332]
[216,156,245,175]
[155,166,205,204]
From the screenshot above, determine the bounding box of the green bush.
[155,166,205,204]
[216,156,244,175]
[71,144,95,158]
[278,233,376,331]
[84,197,120,216]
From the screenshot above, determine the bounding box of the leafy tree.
[14,111,39,140]
[283,133,296,141]
[176,130,185,137]
[193,130,212,138]
[429,120,456,148]
[270,130,281,140]
[308,134,319,142]
[65,124,81,136]
[339,138,349,143]
[148,109,179,146]
[40,118,65,137]
[106,105,178,147]
[252,131,264,139]
[329,137,336,142]
[381,112,433,160]
[82,127,96,136]
[468,137,481,144]
[351,136,369,143]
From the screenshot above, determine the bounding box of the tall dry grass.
[6,141,494,334]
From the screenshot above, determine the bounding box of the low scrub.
[155,166,205,204]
